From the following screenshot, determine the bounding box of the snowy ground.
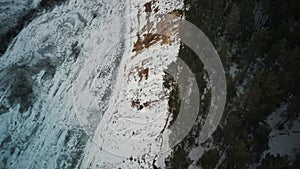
[0,0,184,168]
[78,0,184,168]
[0,0,41,40]
[267,103,300,158]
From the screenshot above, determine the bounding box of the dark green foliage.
[165,147,191,169]
[226,142,252,169]
[290,153,300,169]
[258,154,290,169]
[184,0,224,44]
[177,43,207,100]
[197,148,219,169]
[163,72,181,127]
[244,69,281,125]
[250,30,271,55]
[167,0,300,168]
[250,122,271,155]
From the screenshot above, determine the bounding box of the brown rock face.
[138,67,149,82]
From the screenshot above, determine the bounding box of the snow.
[267,103,300,158]
[0,0,42,40]
[79,0,185,168]
[0,0,128,168]
[0,0,184,168]
[229,62,238,78]
[188,146,204,169]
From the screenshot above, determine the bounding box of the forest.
[166,0,300,168]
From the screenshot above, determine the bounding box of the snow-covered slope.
[0,0,184,168]
[0,0,41,41]
[76,0,184,168]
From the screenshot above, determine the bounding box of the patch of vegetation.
[165,146,191,169]
[197,148,219,169]
[163,72,181,127]
[166,0,300,168]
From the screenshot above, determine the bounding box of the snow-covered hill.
[0,0,184,168]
